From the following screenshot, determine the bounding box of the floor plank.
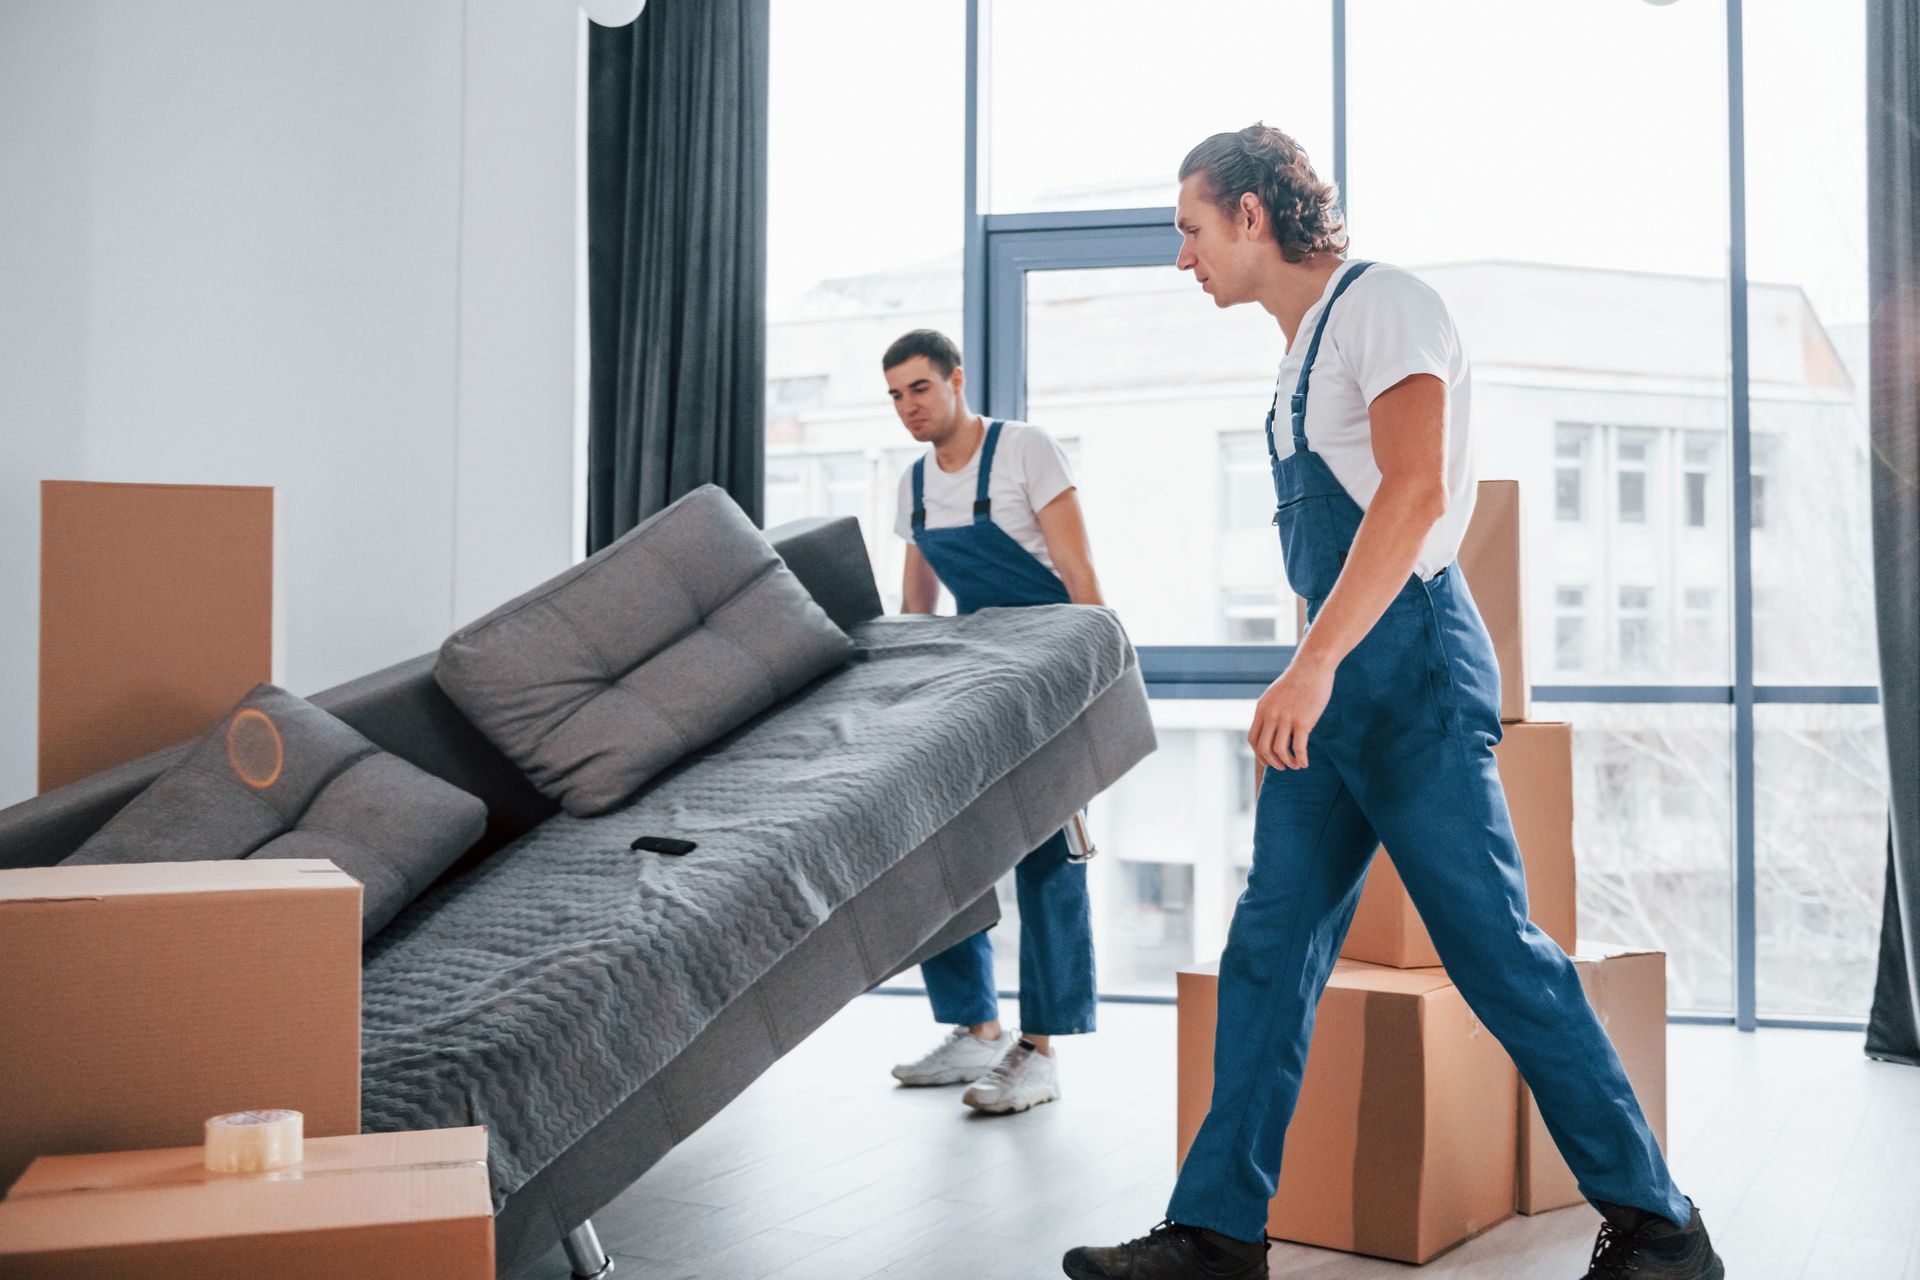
[517,993,1920,1279]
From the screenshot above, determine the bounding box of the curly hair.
[1179,124,1348,263]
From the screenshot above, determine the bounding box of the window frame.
[945,0,1877,1033]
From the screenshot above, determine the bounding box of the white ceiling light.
[581,0,645,26]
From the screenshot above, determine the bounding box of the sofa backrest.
[0,515,882,871]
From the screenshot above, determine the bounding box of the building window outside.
[1616,431,1651,524]
[1683,434,1716,529]
[1555,585,1589,674]
[1618,585,1654,670]
[1221,587,1281,644]
[1751,434,1776,532]
[1220,432,1272,531]
[1555,425,1588,522]
[1682,586,1718,674]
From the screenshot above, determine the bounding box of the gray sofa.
[0,514,1156,1278]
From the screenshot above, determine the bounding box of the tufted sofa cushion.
[433,485,856,817]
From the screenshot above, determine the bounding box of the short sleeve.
[893,463,916,541]
[1333,270,1458,405]
[1017,425,1076,513]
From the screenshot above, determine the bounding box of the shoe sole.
[965,1088,1060,1115]
[892,1068,989,1086]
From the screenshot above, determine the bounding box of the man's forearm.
[1059,562,1105,608]
[1290,476,1444,676]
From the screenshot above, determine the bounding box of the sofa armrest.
[765,516,884,630]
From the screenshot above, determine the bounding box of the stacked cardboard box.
[0,859,363,1190]
[1182,481,1670,1263]
[0,1127,495,1277]
[0,859,497,1274]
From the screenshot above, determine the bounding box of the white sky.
[768,0,1868,325]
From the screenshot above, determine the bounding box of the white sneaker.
[963,1039,1060,1114]
[892,1026,1015,1086]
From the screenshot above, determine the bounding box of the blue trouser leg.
[1165,757,1380,1242]
[1168,577,1690,1244]
[1015,828,1097,1036]
[920,828,1097,1034]
[921,930,998,1027]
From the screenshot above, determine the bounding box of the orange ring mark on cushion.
[225,708,284,790]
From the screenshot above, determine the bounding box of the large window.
[986,1,1331,214]
[766,0,964,614]
[770,0,1883,1026]
[1023,265,1284,646]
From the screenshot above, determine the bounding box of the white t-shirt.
[893,419,1076,571]
[1271,261,1475,580]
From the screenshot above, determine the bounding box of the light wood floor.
[521,994,1920,1280]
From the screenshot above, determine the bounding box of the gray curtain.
[586,0,769,553]
[1865,0,1920,1065]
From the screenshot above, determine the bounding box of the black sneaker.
[1062,1219,1267,1280]
[1584,1200,1726,1279]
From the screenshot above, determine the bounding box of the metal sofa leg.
[562,1219,614,1279]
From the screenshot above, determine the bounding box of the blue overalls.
[911,420,1098,1037]
[1165,262,1690,1242]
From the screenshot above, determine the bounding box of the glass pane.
[1743,3,1876,686]
[1536,702,1734,1016]
[1756,704,1890,1019]
[988,699,1259,997]
[987,0,1332,214]
[766,0,964,612]
[1024,265,1297,645]
[1349,0,1733,687]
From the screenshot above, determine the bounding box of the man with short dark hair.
[1061,125,1723,1280]
[881,328,1107,1116]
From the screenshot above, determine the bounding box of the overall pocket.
[1275,494,1350,604]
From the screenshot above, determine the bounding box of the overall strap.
[910,456,928,530]
[1290,260,1375,452]
[971,419,1005,525]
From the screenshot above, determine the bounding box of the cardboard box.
[1177,960,1517,1264]
[1458,478,1529,723]
[1293,479,1527,724]
[1518,946,1668,1215]
[0,1126,493,1278]
[0,860,361,1190]
[1341,721,1577,970]
[39,480,274,792]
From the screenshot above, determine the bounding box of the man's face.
[885,355,964,442]
[1175,174,1261,308]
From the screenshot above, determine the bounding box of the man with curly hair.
[1061,125,1723,1280]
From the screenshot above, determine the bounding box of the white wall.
[0,0,580,807]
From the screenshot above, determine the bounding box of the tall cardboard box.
[1517,946,1669,1214]
[0,860,361,1190]
[1178,960,1517,1264]
[39,480,274,792]
[0,1127,493,1278]
[1457,478,1529,724]
[1340,721,1577,970]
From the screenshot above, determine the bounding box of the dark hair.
[1179,124,1348,263]
[881,329,963,379]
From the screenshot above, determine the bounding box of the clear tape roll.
[204,1109,304,1173]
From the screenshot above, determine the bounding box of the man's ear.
[1240,191,1265,237]
[952,365,967,396]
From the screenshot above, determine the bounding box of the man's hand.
[1248,654,1336,772]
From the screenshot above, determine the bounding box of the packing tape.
[204,1109,303,1173]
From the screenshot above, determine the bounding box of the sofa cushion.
[63,684,488,939]
[433,484,856,817]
